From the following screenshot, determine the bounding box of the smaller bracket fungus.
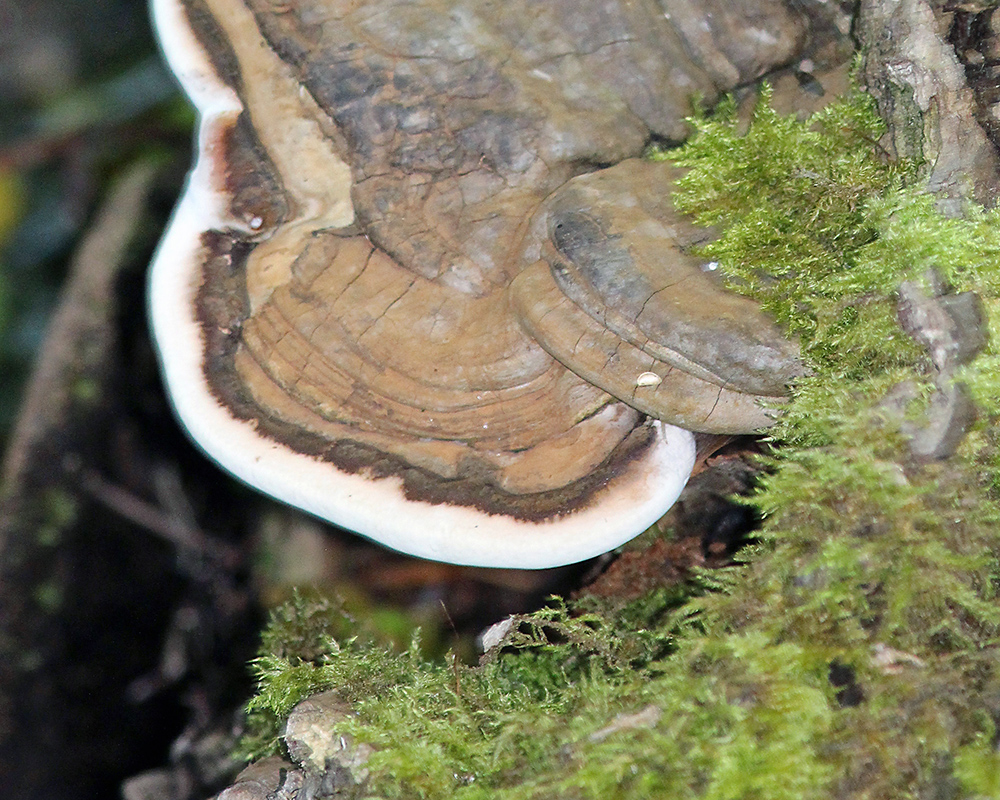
[149,0,803,568]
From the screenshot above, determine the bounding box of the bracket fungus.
[149,0,804,568]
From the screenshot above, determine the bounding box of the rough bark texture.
[858,0,1000,211]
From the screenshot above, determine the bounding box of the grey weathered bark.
[857,0,1000,211]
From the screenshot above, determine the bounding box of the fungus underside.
[238,85,1000,799]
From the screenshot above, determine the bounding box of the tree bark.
[857,0,1000,211]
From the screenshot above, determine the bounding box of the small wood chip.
[588,705,662,743]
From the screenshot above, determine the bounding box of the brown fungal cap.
[149,0,803,567]
[512,159,803,435]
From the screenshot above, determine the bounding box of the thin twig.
[79,468,242,567]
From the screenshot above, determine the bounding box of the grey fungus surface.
[149,0,805,568]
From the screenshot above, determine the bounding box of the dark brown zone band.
[194,226,667,522]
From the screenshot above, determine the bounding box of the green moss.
[651,84,919,376]
[238,85,1000,798]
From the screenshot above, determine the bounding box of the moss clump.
[239,86,1000,798]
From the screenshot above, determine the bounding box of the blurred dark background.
[0,0,186,437]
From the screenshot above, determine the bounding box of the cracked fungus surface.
[150,0,807,563]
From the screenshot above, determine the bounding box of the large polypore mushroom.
[150,0,806,568]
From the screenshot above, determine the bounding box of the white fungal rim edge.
[147,0,697,569]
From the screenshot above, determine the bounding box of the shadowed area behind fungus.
[176,0,810,519]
